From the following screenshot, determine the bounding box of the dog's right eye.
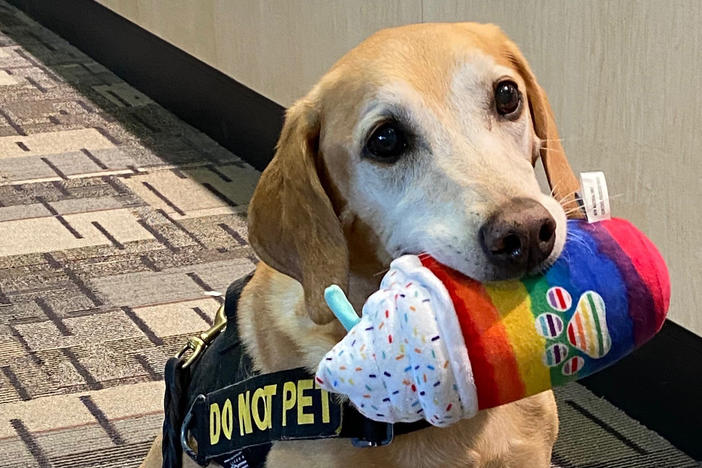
[364,122,408,163]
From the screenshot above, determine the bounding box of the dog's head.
[249,23,579,324]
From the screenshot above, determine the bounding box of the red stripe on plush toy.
[420,256,525,408]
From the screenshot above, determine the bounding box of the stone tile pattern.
[0,3,258,466]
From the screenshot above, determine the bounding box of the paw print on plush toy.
[535,286,612,377]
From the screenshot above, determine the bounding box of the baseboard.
[8,0,284,172]
[9,0,702,461]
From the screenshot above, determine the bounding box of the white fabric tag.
[579,171,611,222]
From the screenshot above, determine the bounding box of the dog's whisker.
[557,194,582,210]
[558,190,581,203]
[373,267,391,277]
[560,198,583,209]
[540,137,566,143]
[540,147,567,154]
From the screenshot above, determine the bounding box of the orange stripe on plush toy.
[420,257,524,408]
[485,283,551,397]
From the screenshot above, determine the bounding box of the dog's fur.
[143,22,574,468]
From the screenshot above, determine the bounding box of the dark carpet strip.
[36,196,83,239]
[42,253,104,306]
[80,148,108,169]
[91,221,125,249]
[134,354,162,381]
[11,419,51,467]
[2,365,31,400]
[192,306,213,326]
[202,182,237,206]
[218,222,246,245]
[157,208,207,248]
[79,395,125,445]
[62,347,103,390]
[565,399,647,455]
[136,219,179,252]
[186,271,224,304]
[121,305,163,346]
[34,297,72,336]
[41,157,69,180]
[9,326,43,366]
[141,181,185,216]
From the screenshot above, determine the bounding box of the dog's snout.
[479,198,556,277]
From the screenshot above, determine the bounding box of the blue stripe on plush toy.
[555,221,634,379]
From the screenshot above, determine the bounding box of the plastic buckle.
[351,422,394,448]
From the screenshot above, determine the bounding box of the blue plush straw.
[324,285,360,331]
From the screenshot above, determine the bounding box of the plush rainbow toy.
[316,218,670,426]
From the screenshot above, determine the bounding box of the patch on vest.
[190,367,343,462]
[221,450,248,468]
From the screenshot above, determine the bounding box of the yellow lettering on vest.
[262,384,277,429]
[251,387,267,431]
[297,379,314,425]
[315,380,331,424]
[320,389,330,423]
[222,398,233,440]
[237,391,253,436]
[209,403,221,445]
[282,381,296,426]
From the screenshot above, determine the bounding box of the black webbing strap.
[163,357,189,467]
[162,273,255,467]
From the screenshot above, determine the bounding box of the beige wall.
[97,0,702,336]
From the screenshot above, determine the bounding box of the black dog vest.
[161,273,428,468]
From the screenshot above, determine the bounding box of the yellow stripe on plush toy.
[485,283,550,396]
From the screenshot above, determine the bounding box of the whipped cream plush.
[316,255,478,426]
[315,219,670,427]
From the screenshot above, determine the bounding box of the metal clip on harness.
[175,303,227,369]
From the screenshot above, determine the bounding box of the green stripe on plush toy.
[316,218,670,426]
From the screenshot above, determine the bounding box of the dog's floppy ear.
[248,98,348,325]
[502,39,583,216]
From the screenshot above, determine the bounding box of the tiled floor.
[0,2,698,467]
[0,3,257,466]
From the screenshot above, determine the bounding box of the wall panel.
[97,0,422,105]
[95,0,702,335]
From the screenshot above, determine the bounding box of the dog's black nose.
[479,198,556,276]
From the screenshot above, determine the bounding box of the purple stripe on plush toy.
[578,221,659,347]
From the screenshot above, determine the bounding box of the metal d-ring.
[181,394,206,463]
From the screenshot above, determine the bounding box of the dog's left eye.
[364,122,408,163]
[494,80,522,116]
